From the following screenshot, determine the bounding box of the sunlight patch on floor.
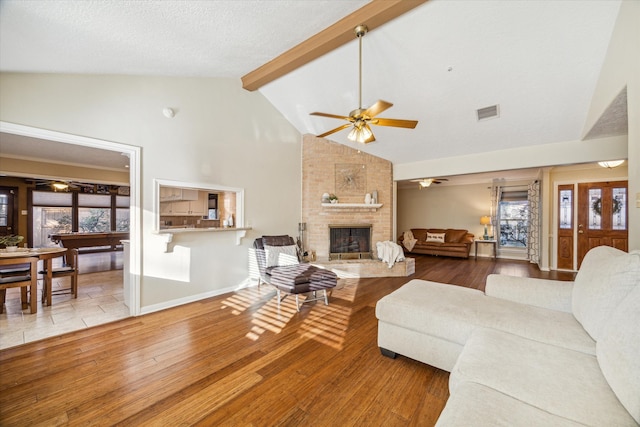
[330,278,360,303]
[222,284,351,347]
[245,297,299,340]
[221,285,274,315]
[298,303,351,350]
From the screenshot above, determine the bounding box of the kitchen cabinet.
[160,187,199,202]
[160,191,207,216]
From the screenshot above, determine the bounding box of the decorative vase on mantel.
[364,193,372,204]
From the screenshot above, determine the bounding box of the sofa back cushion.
[572,246,640,340]
[597,281,640,423]
[446,229,468,243]
[411,228,428,242]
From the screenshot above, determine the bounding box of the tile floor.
[0,252,128,350]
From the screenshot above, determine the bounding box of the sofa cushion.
[436,382,585,427]
[426,232,445,243]
[445,229,467,243]
[597,282,640,424]
[375,279,595,355]
[411,228,428,242]
[572,246,640,340]
[426,228,447,236]
[450,328,637,427]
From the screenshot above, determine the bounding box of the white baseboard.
[139,284,240,315]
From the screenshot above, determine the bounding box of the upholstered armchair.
[252,235,300,286]
[252,235,337,311]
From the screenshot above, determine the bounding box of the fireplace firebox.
[329,224,372,260]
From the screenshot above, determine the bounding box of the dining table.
[0,247,68,313]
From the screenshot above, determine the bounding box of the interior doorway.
[0,121,141,318]
[577,180,628,267]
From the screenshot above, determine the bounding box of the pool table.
[49,232,129,251]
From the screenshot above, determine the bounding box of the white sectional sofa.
[375,246,640,426]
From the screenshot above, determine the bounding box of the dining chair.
[40,248,78,306]
[0,256,38,314]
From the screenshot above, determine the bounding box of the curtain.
[527,180,541,265]
[490,182,502,240]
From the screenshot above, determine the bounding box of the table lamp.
[480,216,491,240]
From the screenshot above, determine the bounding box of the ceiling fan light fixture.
[419,179,433,188]
[52,182,69,191]
[348,121,373,143]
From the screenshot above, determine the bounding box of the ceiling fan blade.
[310,112,352,121]
[363,100,393,118]
[316,123,353,138]
[372,118,419,129]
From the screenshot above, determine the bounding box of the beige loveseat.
[376,246,640,426]
[399,228,474,258]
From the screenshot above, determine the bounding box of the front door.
[0,186,19,238]
[577,181,628,267]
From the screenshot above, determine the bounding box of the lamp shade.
[480,216,491,225]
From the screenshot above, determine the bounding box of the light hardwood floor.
[0,255,575,426]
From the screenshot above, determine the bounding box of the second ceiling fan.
[310,25,418,144]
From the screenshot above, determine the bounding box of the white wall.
[398,183,489,236]
[0,73,302,310]
[583,0,640,251]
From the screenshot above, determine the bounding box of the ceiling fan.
[411,178,449,189]
[29,179,96,191]
[310,24,418,144]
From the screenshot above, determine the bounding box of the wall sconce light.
[480,216,492,240]
[597,160,624,169]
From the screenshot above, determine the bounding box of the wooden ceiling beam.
[241,0,428,91]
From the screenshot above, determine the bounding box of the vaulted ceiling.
[0,0,625,178]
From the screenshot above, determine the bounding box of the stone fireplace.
[301,134,393,261]
[300,134,414,278]
[329,224,372,260]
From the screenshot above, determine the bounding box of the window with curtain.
[498,189,529,248]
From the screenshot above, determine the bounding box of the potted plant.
[0,234,24,252]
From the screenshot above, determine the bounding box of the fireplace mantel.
[321,203,383,211]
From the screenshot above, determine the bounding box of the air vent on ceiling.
[477,104,500,121]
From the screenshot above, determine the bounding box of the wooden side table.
[475,239,497,260]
